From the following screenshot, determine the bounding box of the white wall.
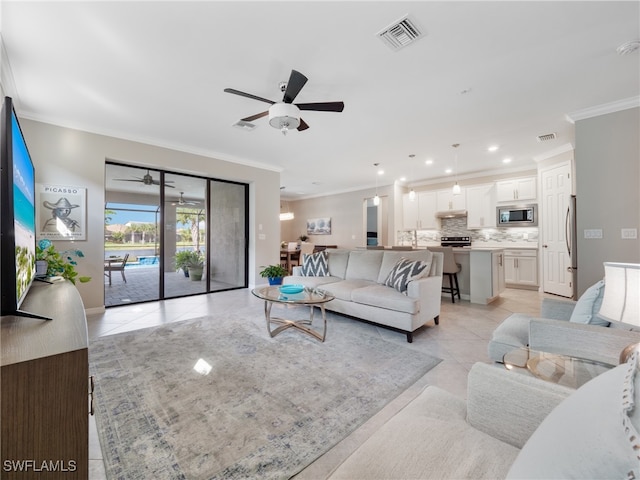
[575,106,640,295]
[20,119,281,311]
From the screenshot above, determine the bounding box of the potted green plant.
[175,250,196,277]
[299,234,309,242]
[259,264,289,285]
[36,239,91,284]
[186,251,205,281]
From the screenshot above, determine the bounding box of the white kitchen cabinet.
[436,188,466,212]
[402,191,437,230]
[504,249,538,289]
[496,176,537,202]
[470,249,505,304]
[466,184,496,229]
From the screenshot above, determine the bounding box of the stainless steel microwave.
[497,204,537,227]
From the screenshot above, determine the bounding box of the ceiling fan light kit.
[269,103,300,135]
[225,69,344,135]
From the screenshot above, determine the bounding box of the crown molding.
[565,96,640,123]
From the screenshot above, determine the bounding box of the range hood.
[436,210,468,219]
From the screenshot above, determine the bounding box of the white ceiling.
[2,1,639,199]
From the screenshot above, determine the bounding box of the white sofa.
[283,249,443,342]
[326,358,640,479]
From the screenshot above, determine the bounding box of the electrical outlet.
[258,233,266,240]
[622,228,638,239]
[584,229,603,239]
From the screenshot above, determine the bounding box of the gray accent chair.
[488,296,640,365]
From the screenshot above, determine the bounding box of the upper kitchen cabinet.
[403,191,438,230]
[436,188,466,213]
[466,183,496,229]
[496,176,537,203]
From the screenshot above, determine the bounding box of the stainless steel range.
[440,236,471,247]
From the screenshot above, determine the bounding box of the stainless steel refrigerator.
[566,194,578,300]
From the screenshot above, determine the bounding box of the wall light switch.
[622,228,638,239]
[258,233,266,240]
[584,229,603,239]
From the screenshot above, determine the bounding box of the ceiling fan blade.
[297,118,310,131]
[282,70,308,104]
[224,88,275,105]
[241,111,269,122]
[114,178,143,182]
[296,101,344,112]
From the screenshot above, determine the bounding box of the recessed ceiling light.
[488,145,499,152]
[377,169,384,175]
[502,158,512,164]
[445,168,453,174]
[399,176,407,182]
[425,159,433,165]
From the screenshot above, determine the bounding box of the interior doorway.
[363,196,388,247]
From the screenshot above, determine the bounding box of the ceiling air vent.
[537,132,556,142]
[377,14,424,51]
[232,120,256,131]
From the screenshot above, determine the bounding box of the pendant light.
[408,154,416,201]
[452,143,461,195]
[373,163,380,206]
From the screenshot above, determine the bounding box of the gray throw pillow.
[569,279,610,326]
[301,250,328,277]
[384,257,429,293]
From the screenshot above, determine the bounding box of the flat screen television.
[0,96,49,319]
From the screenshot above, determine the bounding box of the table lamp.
[598,262,640,363]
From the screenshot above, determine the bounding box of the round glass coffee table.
[251,286,335,342]
[503,348,614,388]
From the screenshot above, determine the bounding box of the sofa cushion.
[506,354,640,479]
[324,249,350,278]
[320,279,377,301]
[377,250,433,284]
[569,279,610,327]
[283,275,341,289]
[384,257,430,293]
[351,284,420,314]
[301,250,329,276]
[344,250,384,282]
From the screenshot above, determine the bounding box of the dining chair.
[104,253,130,285]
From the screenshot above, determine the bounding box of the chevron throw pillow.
[384,257,430,293]
[301,250,329,277]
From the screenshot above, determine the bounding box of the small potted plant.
[186,251,205,281]
[36,239,91,284]
[299,234,309,242]
[175,250,196,277]
[259,264,289,285]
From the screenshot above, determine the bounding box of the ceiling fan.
[224,69,344,135]
[114,169,175,188]
[168,192,200,206]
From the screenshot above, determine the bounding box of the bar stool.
[428,246,461,303]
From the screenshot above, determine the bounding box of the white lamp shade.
[452,182,461,195]
[373,194,380,206]
[598,262,640,326]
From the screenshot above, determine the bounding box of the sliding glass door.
[105,162,248,307]
[163,174,207,299]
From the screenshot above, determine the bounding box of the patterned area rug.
[90,310,441,479]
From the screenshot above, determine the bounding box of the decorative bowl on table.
[279,284,304,294]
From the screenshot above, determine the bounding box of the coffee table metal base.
[264,301,328,342]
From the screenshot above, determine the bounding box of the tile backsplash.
[397,217,539,245]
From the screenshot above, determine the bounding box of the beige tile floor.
[88,287,551,479]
